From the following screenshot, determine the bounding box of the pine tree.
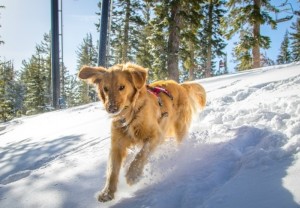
[64,74,80,107]
[96,0,144,65]
[60,64,76,108]
[167,0,181,82]
[21,56,48,114]
[135,2,155,80]
[150,0,229,81]
[180,1,203,80]
[181,32,199,81]
[232,29,254,71]
[148,1,169,80]
[150,0,198,81]
[198,0,226,77]
[290,17,300,61]
[0,60,16,121]
[76,33,98,104]
[98,0,220,81]
[225,0,277,70]
[38,33,52,105]
[20,33,52,115]
[277,30,291,64]
[178,0,226,80]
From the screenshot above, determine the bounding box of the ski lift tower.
[98,0,111,67]
[51,0,64,109]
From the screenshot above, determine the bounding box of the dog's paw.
[97,190,114,202]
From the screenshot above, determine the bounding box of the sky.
[0,0,299,75]
[0,0,100,75]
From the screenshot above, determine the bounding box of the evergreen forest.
[1,0,300,122]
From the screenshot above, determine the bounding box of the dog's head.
[78,63,148,115]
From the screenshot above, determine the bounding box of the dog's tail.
[181,82,206,113]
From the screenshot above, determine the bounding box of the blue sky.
[1,0,100,74]
[0,0,299,75]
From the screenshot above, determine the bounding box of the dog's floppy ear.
[78,66,106,83]
[78,66,107,102]
[125,63,148,90]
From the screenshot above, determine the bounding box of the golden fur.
[78,63,206,202]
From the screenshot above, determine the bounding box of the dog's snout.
[108,104,119,114]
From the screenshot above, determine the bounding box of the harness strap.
[146,85,173,105]
[147,85,173,120]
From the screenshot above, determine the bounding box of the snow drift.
[0,63,300,208]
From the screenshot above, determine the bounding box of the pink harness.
[147,85,173,106]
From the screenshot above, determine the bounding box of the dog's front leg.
[126,138,158,185]
[98,136,127,202]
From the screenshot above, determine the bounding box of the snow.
[0,63,300,208]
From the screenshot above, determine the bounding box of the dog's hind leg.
[174,123,189,143]
[126,137,159,185]
[174,114,191,143]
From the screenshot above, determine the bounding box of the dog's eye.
[119,85,125,91]
[103,87,109,92]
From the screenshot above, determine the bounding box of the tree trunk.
[252,0,261,68]
[188,58,195,81]
[188,41,195,81]
[205,0,214,78]
[122,0,130,63]
[167,0,181,82]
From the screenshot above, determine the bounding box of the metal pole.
[97,0,110,67]
[51,0,60,109]
[105,0,113,66]
[59,0,64,97]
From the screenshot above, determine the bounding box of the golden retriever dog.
[78,63,206,202]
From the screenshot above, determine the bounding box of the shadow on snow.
[0,135,82,185]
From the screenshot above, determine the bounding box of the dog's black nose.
[108,104,119,114]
